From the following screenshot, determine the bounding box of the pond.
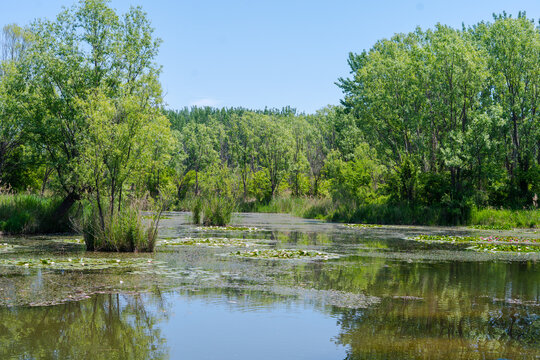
[1,212,540,359]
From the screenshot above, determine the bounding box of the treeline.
[0,4,538,229]
[338,12,540,211]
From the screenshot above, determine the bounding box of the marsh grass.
[83,201,160,252]
[0,194,73,234]
[190,196,235,226]
[471,208,540,228]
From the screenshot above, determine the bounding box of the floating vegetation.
[196,225,260,232]
[228,249,339,260]
[0,243,17,253]
[344,223,383,229]
[468,224,513,230]
[467,244,540,253]
[410,234,539,244]
[143,215,171,220]
[53,237,85,244]
[0,257,158,270]
[158,237,255,247]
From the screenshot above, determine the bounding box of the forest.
[0,0,539,251]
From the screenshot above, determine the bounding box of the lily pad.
[0,243,19,253]
[0,257,159,270]
[227,248,339,260]
[344,223,383,229]
[196,226,260,232]
[410,234,539,244]
[468,224,513,230]
[158,237,256,247]
[52,238,85,244]
[467,243,540,253]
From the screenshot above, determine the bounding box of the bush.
[83,200,159,252]
[0,194,74,234]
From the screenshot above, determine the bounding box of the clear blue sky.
[2,0,539,113]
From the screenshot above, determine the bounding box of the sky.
[1,0,539,113]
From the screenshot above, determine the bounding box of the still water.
[1,212,539,359]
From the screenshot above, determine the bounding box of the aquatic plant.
[159,237,255,247]
[467,244,540,253]
[229,248,339,260]
[410,234,539,244]
[0,257,158,270]
[196,226,259,232]
[0,242,18,252]
[191,196,236,226]
[83,200,160,252]
[344,223,383,229]
[468,224,513,230]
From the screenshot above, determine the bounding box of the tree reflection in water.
[0,292,169,359]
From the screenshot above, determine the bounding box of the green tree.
[254,115,293,198]
[20,0,163,219]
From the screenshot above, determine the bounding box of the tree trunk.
[52,192,80,223]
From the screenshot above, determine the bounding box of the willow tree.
[19,0,168,220]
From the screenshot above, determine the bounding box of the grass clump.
[83,201,160,252]
[191,196,235,226]
[0,194,73,234]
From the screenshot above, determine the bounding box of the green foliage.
[190,195,236,226]
[0,194,73,234]
[325,144,386,206]
[83,200,159,252]
[471,208,540,228]
[338,14,540,209]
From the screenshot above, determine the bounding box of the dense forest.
[0,0,539,251]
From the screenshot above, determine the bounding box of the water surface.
[1,212,539,359]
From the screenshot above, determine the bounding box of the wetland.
[1,212,540,359]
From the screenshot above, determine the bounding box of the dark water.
[1,212,540,359]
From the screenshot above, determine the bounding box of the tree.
[477,13,540,204]
[0,24,31,188]
[254,115,293,198]
[21,0,163,219]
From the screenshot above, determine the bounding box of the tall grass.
[471,208,540,228]
[0,194,73,234]
[191,196,235,226]
[83,201,160,252]
[239,196,332,219]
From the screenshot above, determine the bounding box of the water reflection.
[0,292,169,359]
